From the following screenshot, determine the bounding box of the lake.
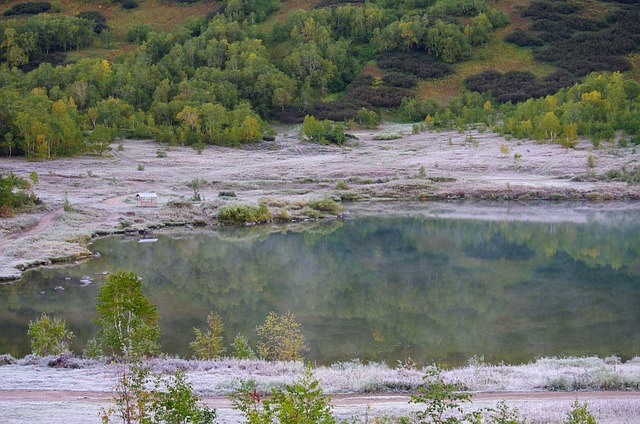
[2,203,640,366]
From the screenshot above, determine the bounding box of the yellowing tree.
[256,311,307,361]
[539,111,561,141]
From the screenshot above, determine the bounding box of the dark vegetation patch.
[3,2,51,16]
[76,11,109,34]
[474,0,640,103]
[347,86,412,108]
[510,1,639,76]
[315,0,366,7]
[271,99,370,123]
[464,70,576,103]
[377,51,454,80]
[382,72,418,88]
[18,52,67,72]
[121,0,139,10]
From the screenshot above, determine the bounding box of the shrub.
[231,367,334,424]
[301,115,347,144]
[377,51,454,79]
[256,311,307,361]
[218,190,237,197]
[307,197,343,215]
[217,203,272,223]
[3,2,51,16]
[564,400,596,424]
[121,0,138,10]
[334,179,350,190]
[27,314,75,356]
[382,72,418,88]
[373,133,403,140]
[411,366,477,423]
[76,11,108,34]
[190,312,226,359]
[94,271,160,358]
[102,361,216,423]
[348,86,411,108]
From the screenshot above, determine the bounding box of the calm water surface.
[2,204,640,366]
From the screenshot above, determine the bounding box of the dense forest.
[0,0,639,159]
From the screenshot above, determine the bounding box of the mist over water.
[2,206,640,366]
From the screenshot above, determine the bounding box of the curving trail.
[0,208,62,254]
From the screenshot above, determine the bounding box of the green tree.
[88,124,113,156]
[190,312,227,359]
[256,311,307,361]
[94,271,160,358]
[27,313,75,356]
[232,334,257,359]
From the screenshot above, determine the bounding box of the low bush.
[121,0,138,10]
[348,86,411,108]
[27,314,75,356]
[307,197,343,215]
[3,2,51,16]
[373,133,403,140]
[217,203,272,223]
[377,51,454,79]
[382,72,418,88]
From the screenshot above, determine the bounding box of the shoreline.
[2,126,640,281]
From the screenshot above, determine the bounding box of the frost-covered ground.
[1,355,640,423]
[2,126,640,281]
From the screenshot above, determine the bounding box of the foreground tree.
[231,367,335,424]
[94,271,160,358]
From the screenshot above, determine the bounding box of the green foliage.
[27,313,75,356]
[94,271,160,358]
[232,334,257,360]
[307,198,343,215]
[231,367,334,424]
[0,172,40,217]
[355,107,380,129]
[190,312,227,359]
[334,180,350,190]
[88,125,114,156]
[83,337,102,359]
[256,311,307,361]
[102,360,216,424]
[301,116,346,145]
[373,133,403,140]
[125,23,155,45]
[217,203,272,224]
[63,191,73,212]
[150,370,217,424]
[187,178,206,201]
[564,400,597,424]
[410,366,477,423]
